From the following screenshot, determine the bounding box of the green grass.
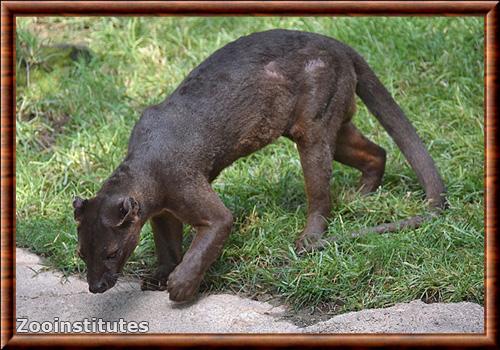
[16,17,484,312]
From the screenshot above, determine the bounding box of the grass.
[16,17,484,313]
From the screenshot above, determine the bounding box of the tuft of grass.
[16,17,484,312]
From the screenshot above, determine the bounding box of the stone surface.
[304,300,484,333]
[15,248,484,334]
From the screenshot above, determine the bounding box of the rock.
[15,248,484,334]
[305,300,484,333]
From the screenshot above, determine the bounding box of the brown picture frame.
[1,1,497,348]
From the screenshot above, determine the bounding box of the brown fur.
[73,29,446,301]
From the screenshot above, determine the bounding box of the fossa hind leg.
[293,130,334,253]
[294,122,386,253]
[334,122,386,194]
[291,78,359,251]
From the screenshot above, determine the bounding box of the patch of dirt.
[36,113,71,149]
[17,41,92,150]
[18,108,71,150]
[279,300,345,327]
[23,18,93,45]
[245,291,345,327]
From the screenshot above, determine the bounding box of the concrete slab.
[15,248,484,334]
[304,300,484,333]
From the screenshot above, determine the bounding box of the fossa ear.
[115,196,140,227]
[72,196,87,222]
